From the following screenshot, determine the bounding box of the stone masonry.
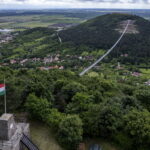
[0,114,30,150]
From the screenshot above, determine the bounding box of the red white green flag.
[0,84,5,96]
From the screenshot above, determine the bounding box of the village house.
[43,57,53,64]
[145,80,150,86]
[20,59,28,65]
[32,58,41,62]
[121,54,128,57]
[0,34,13,44]
[10,59,17,64]
[131,72,141,77]
[39,65,64,71]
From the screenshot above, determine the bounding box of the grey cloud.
[0,0,149,4]
[143,0,149,3]
[16,0,27,1]
[15,0,150,3]
[65,0,150,4]
[76,0,149,3]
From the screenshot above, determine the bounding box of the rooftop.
[0,114,12,121]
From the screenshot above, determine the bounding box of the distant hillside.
[0,13,150,66]
[60,13,150,64]
[0,27,58,60]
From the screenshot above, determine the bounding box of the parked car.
[89,144,102,150]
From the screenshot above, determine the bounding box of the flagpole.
[4,78,7,114]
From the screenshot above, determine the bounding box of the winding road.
[79,20,131,76]
[57,32,62,44]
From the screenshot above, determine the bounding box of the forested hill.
[0,13,150,66]
[60,13,150,64]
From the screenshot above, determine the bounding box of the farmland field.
[0,9,150,30]
[0,14,84,29]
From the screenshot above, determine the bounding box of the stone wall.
[0,114,30,150]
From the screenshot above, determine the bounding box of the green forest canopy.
[0,67,149,150]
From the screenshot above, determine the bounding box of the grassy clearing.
[140,69,150,78]
[30,121,63,150]
[30,121,120,150]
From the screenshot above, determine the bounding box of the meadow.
[30,121,63,150]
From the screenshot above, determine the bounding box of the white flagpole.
[4,78,7,114]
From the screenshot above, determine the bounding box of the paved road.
[79,20,131,76]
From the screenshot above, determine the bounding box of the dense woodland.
[60,14,150,64]
[0,67,150,150]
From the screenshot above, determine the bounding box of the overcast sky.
[0,0,150,9]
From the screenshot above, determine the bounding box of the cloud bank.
[0,0,150,9]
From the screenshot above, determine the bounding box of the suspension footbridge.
[79,20,131,76]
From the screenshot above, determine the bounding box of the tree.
[121,84,135,96]
[124,109,150,147]
[54,79,69,111]
[135,89,150,111]
[1,78,25,113]
[57,115,83,150]
[121,96,140,109]
[46,108,65,130]
[25,93,51,121]
[61,81,87,103]
[66,92,93,114]
[83,98,123,137]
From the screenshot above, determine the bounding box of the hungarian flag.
[0,84,5,96]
